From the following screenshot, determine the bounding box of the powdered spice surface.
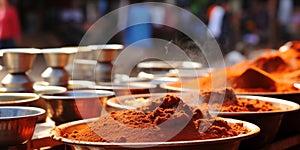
[60,94,249,143]
[199,88,281,112]
[168,43,300,93]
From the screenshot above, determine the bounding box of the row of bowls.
[1,79,300,149]
[0,79,160,148]
[0,89,116,147]
[43,82,300,150]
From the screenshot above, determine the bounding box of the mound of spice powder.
[60,94,249,143]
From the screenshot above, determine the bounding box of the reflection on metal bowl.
[40,90,115,125]
[0,106,45,147]
[0,93,39,106]
[50,117,259,150]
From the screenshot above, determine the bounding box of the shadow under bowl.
[0,106,45,146]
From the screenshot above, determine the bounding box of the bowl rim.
[1,48,41,55]
[50,117,260,147]
[61,46,92,52]
[88,44,124,50]
[106,93,189,110]
[0,106,45,120]
[41,48,78,54]
[33,85,67,94]
[40,90,115,100]
[137,60,202,69]
[0,93,39,105]
[90,82,157,90]
[106,93,300,114]
[160,82,300,95]
[218,95,300,115]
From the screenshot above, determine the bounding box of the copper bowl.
[50,117,259,150]
[0,106,45,146]
[40,90,115,125]
[106,93,299,149]
[32,84,67,123]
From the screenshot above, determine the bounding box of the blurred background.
[4,0,300,55]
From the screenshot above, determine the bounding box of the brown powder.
[198,88,281,112]
[169,46,300,93]
[61,94,249,143]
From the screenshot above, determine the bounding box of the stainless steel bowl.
[0,93,39,106]
[40,90,115,125]
[50,117,260,150]
[0,106,45,146]
[236,92,300,138]
[105,93,299,149]
[2,48,40,73]
[41,48,77,67]
[218,95,299,149]
[89,44,124,62]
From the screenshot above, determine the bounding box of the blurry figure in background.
[121,0,153,48]
[98,0,108,17]
[277,0,293,43]
[239,0,263,48]
[241,0,270,47]
[290,1,300,40]
[240,16,260,46]
[0,0,21,48]
[207,0,233,54]
[59,0,85,46]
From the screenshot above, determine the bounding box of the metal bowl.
[218,95,299,149]
[41,48,77,67]
[106,93,299,149]
[33,84,67,94]
[0,106,45,146]
[89,44,124,62]
[32,84,67,122]
[137,61,203,79]
[68,80,95,90]
[160,81,300,135]
[0,93,39,106]
[235,92,300,138]
[35,80,95,90]
[2,48,40,73]
[40,90,115,125]
[50,117,259,150]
